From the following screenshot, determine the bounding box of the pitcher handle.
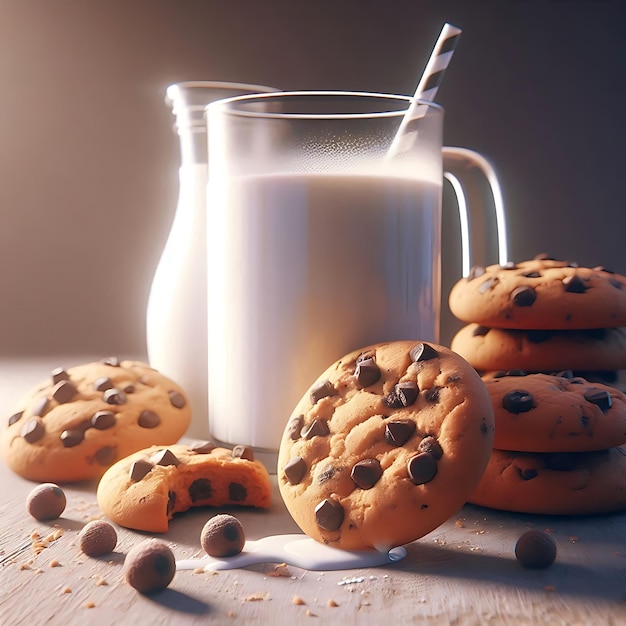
[442,146,509,276]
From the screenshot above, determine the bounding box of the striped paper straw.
[386,23,462,159]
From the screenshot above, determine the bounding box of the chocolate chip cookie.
[1,358,191,482]
[468,445,626,515]
[448,257,626,330]
[451,324,626,373]
[277,341,495,551]
[483,371,626,453]
[96,443,271,532]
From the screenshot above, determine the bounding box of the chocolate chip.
[310,379,336,404]
[384,381,419,408]
[351,458,383,489]
[168,390,186,408]
[93,377,114,392]
[384,419,416,446]
[515,530,557,569]
[409,342,438,363]
[407,452,438,485]
[418,435,443,460]
[519,468,538,480]
[563,274,587,293]
[232,445,254,461]
[511,286,537,307]
[229,482,247,502]
[21,417,45,443]
[301,419,330,440]
[101,356,120,367]
[584,388,612,411]
[95,446,117,466]
[32,397,50,417]
[502,390,534,413]
[467,266,486,280]
[472,325,491,337]
[354,356,381,387]
[91,410,116,430]
[52,380,77,404]
[283,456,307,485]
[522,271,541,278]
[190,441,216,454]
[129,459,154,482]
[8,411,23,426]
[286,414,305,440]
[103,388,126,405]
[60,429,84,448]
[424,386,441,403]
[478,277,499,293]
[189,478,212,502]
[150,449,180,467]
[138,410,161,428]
[314,498,344,531]
[51,368,70,384]
[167,491,177,515]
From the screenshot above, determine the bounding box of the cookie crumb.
[62,587,72,594]
[95,577,108,586]
[242,592,270,603]
[49,559,61,568]
[84,601,96,609]
[267,562,291,577]
[305,609,318,617]
[327,599,339,607]
[193,567,205,574]
[292,595,306,605]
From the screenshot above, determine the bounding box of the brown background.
[0,0,624,357]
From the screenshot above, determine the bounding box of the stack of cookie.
[447,255,626,515]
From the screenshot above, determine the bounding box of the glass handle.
[442,146,509,276]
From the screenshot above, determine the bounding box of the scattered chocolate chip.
[150,449,180,467]
[201,514,246,557]
[409,342,438,362]
[519,468,538,481]
[351,458,383,489]
[168,390,186,408]
[189,478,212,502]
[95,446,117,466]
[502,390,534,413]
[354,356,381,387]
[52,380,77,404]
[232,445,254,461]
[8,411,23,426]
[283,456,307,485]
[478,277,499,293]
[129,459,154,482]
[472,325,491,337]
[101,356,120,367]
[79,520,118,557]
[584,388,612,411]
[314,498,344,531]
[424,386,441,403]
[51,368,70,384]
[301,419,330,440]
[467,266,486,280]
[515,530,557,569]
[123,539,176,594]
[229,482,247,502]
[563,274,587,293]
[91,410,116,430]
[190,441,216,454]
[21,417,45,443]
[511,286,537,307]
[93,376,114,392]
[407,452,438,485]
[138,410,161,428]
[418,435,443,460]
[32,397,50,417]
[103,388,126,405]
[26,483,66,520]
[384,419,416,446]
[60,429,84,448]
[310,379,336,404]
[384,381,419,408]
[286,414,305,440]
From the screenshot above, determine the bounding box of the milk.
[207,172,442,454]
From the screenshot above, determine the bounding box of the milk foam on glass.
[146,82,277,439]
[206,91,505,468]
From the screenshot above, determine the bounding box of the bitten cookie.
[482,371,626,453]
[451,324,626,373]
[468,445,626,515]
[448,257,626,330]
[277,341,495,551]
[1,358,191,483]
[96,443,271,532]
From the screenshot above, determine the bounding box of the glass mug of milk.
[205,91,506,468]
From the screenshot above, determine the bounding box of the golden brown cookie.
[449,257,626,330]
[1,358,191,482]
[483,371,626,453]
[96,443,271,532]
[451,324,626,372]
[277,340,495,551]
[468,445,626,515]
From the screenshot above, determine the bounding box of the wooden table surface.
[1,358,625,626]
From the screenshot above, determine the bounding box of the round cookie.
[451,324,626,372]
[483,371,626,453]
[449,257,626,330]
[468,445,626,515]
[277,340,495,551]
[96,443,271,532]
[1,358,191,483]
